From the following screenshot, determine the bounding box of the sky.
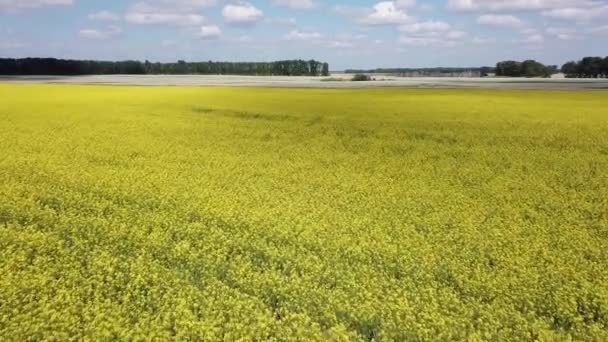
[1,0,607,70]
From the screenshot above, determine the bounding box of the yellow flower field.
[0,84,607,340]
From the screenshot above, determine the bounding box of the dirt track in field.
[2,74,608,90]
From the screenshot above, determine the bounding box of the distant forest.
[344,67,495,77]
[562,56,608,78]
[495,60,559,78]
[0,58,330,76]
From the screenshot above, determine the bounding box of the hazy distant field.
[1,84,607,340]
[3,74,608,89]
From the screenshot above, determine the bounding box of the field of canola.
[0,84,607,340]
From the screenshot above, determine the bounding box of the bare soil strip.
[2,74,608,90]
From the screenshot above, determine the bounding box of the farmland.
[0,84,607,340]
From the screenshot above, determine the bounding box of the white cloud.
[399,36,439,46]
[360,1,415,25]
[330,41,355,48]
[546,27,577,40]
[126,12,206,26]
[146,0,218,10]
[588,25,608,33]
[78,25,123,40]
[284,29,323,41]
[89,10,120,22]
[522,34,544,43]
[264,17,297,26]
[0,0,72,12]
[222,3,264,25]
[333,4,369,18]
[449,0,608,22]
[541,6,608,20]
[196,25,221,39]
[272,0,318,10]
[397,31,467,46]
[125,1,221,27]
[446,30,467,39]
[327,33,367,48]
[477,14,524,28]
[395,0,416,8]
[125,2,207,26]
[399,21,450,33]
[448,0,602,12]
[472,36,496,44]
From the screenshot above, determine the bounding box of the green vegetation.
[562,56,608,78]
[320,77,347,82]
[0,85,607,340]
[351,74,372,81]
[0,58,330,76]
[344,67,494,77]
[496,60,557,78]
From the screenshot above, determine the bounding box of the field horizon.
[2,75,608,90]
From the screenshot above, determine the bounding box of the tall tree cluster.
[0,58,330,76]
[495,60,556,78]
[562,56,608,78]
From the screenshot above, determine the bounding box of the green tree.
[580,57,603,78]
[496,61,522,77]
[521,60,550,78]
[561,61,580,78]
[322,63,329,77]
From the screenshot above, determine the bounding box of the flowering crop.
[0,84,607,340]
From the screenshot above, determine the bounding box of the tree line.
[562,56,608,78]
[495,60,558,78]
[0,58,330,76]
[345,67,495,76]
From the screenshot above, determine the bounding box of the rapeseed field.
[0,84,607,340]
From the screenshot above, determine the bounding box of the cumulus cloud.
[264,17,297,26]
[448,0,600,12]
[359,1,415,25]
[472,36,496,44]
[399,21,451,33]
[446,30,467,39]
[89,11,120,22]
[398,21,467,47]
[271,0,318,10]
[333,4,370,18]
[78,25,123,40]
[395,0,416,8]
[0,0,72,12]
[222,2,264,25]
[588,25,608,33]
[282,30,368,50]
[449,0,608,22]
[126,12,206,26]
[541,6,608,20]
[326,33,367,48]
[477,14,524,28]
[196,25,221,39]
[334,1,418,26]
[521,34,544,43]
[126,2,206,26]
[398,36,440,46]
[125,1,219,27]
[546,27,577,40]
[284,29,323,41]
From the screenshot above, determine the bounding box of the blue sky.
[1,0,607,70]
